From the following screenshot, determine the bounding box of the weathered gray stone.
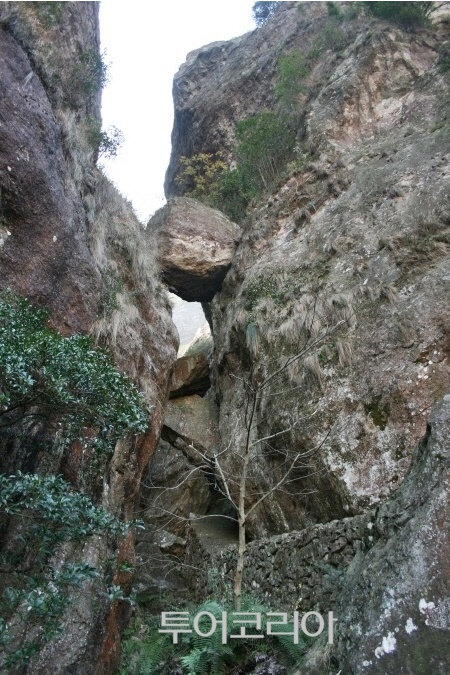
[150,197,240,302]
[206,21,450,536]
[169,353,210,398]
[163,394,220,461]
[327,395,450,674]
[183,511,374,610]
[141,439,211,537]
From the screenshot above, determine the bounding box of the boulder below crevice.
[169,353,210,398]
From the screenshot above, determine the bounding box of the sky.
[99,0,256,223]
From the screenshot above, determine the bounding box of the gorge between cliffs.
[0,2,449,674]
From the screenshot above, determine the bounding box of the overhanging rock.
[150,197,240,302]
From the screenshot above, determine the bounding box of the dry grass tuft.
[387,185,404,199]
[336,338,353,367]
[89,173,175,396]
[246,322,260,356]
[303,353,324,389]
[324,293,356,327]
[380,284,397,303]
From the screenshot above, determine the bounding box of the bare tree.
[198,332,340,609]
[144,292,352,609]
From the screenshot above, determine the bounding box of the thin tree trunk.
[233,383,257,610]
[234,513,246,611]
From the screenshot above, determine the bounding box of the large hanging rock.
[150,197,240,302]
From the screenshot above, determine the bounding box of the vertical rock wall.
[0,3,178,672]
[159,3,450,672]
[166,0,450,538]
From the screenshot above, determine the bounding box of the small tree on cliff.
[252,2,281,27]
[205,318,345,610]
[153,301,349,610]
[363,1,436,29]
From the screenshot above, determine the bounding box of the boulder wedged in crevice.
[162,394,220,464]
[139,395,220,539]
[169,353,210,398]
[150,197,240,302]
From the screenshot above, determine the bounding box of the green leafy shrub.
[440,56,450,73]
[175,153,253,221]
[176,153,228,200]
[0,292,149,457]
[213,166,257,222]
[276,51,311,110]
[30,1,65,28]
[252,1,281,27]
[0,292,148,666]
[364,2,433,30]
[99,268,124,317]
[326,1,342,19]
[87,118,124,159]
[175,151,267,223]
[0,472,128,668]
[235,111,296,192]
[308,16,349,58]
[439,45,450,73]
[67,48,109,107]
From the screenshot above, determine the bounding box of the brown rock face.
[140,395,220,540]
[0,4,178,673]
[150,197,240,301]
[0,25,100,332]
[141,438,211,536]
[169,353,210,398]
[163,395,220,460]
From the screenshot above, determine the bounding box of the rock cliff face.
[157,1,450,672]
[0,3,177,673]
[2,1,449,672]
[329,394,450,674]
[166,0,450,536]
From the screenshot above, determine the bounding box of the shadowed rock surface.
[169,353,211,398]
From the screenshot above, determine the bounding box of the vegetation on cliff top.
[364,1,435,29]
[252,1,281,27]
[174,1,444,224]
